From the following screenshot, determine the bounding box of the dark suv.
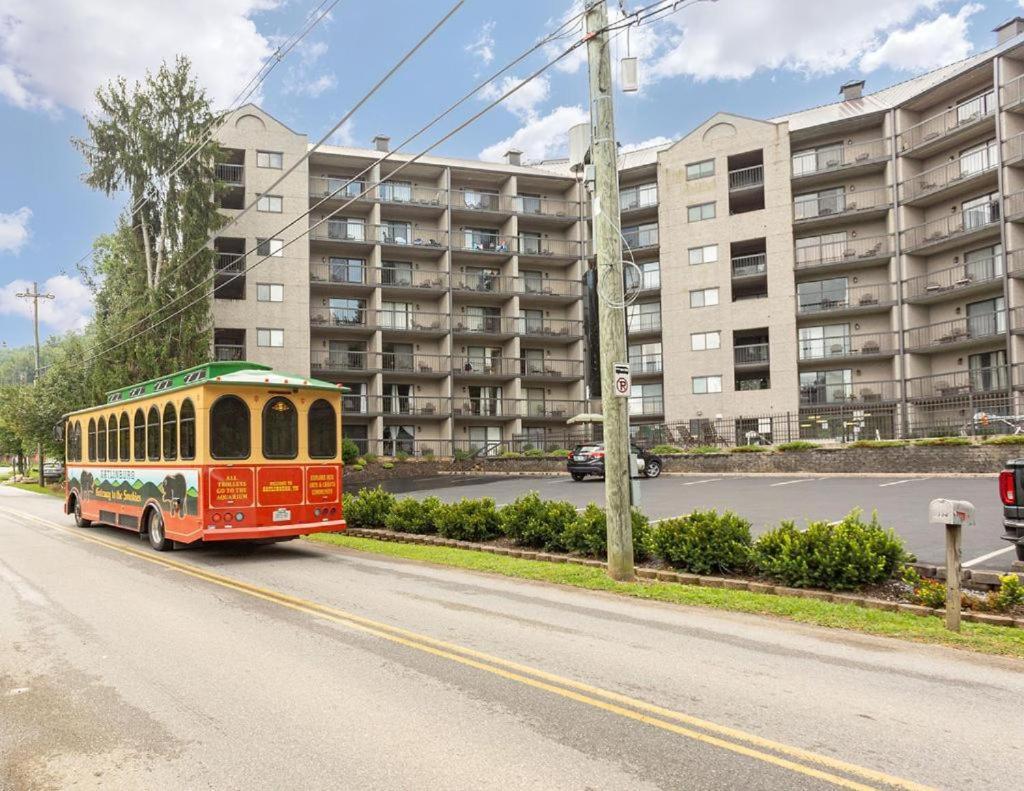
[566,443,662,482]
[999,459,1024,561]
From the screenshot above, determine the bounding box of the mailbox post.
[928,498,976,632]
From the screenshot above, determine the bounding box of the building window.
[799,324,850,360]
[256,151,283,169]
[627,301,661,332]
[257,283,284,302]
[797,277,848,312]
[689,287,719,308]
[622,222,657,248]
[257,194,283,213]
[686,159,714,180]
[692,375,723,394]
[629,383,663,416]
[791,143,843,177]
[625,261,660,290]
[688,245,718,265]
[799,369,852,405]
[257,238,284,256]
[257,328,284,347]
[687,202,715,222]
[691,331,721,351]
[795,231,847,266]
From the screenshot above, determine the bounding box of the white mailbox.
[928,498,976,529]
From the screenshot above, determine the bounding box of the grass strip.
[309,533,1024,659]
[8,481,63,497]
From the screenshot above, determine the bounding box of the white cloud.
[479,105,589,163]
[288,72,336,98]
[329,118,357,147]
[0,0,278,114]
[480,74,551,119]
[465,21,496,65]
[860,4,980,72]
[620,135,675,153]
[0,207,31,254]
[0,275,92,332]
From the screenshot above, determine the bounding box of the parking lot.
[382,473,1014,571]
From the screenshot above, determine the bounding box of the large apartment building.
[213,18,1024,452]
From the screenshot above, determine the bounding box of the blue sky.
[0,0,1021,345]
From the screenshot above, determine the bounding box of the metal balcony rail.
[906,366,1010,400]
[619,184,658,211]
[734,343,769,365]
[626,312,662,333]
[453,315,520,334]
[515,195,580,218]
[311,349,379,373]
[215,252,245,273]
[214,344,245,361]
[799,378,900,406]
[375,309,448,332]
[900,203,1000,251]
[624,269,661,292]
[215,163,244,185]
[521,399,586,419]
[310,260,370,286]
[310,305,371,329]
[900,153,997,202]
[452,230,514,254]
[629,397,664,416]
[903,255,1003,299]
[794,233,891,269]
[451,271,516,293]
[790,139,889,177]
[452,356,518,377]
[340,395,372,415]
[797,331,897,361]
[308,175,367,200]
[897,91,995,152]
[1005,190,1024,218]
[452,190,509,213]
[452,397,515,418]
[370,438,452,458]
[378,183,447,206]
[621,226,659,249]
[378,267,448,290]
[309,219,371,244]
[519,357,584,378]
[629,354,663,375]
[793,186,890,221]
[1004,132,1024,166]
[1010,249,1024,276]
[731,253,767,278]
[904,310,1006,350]
[516,275,582,298]
[371,395,451,417]
[796,282,893,314]
[519,317,584,337]
[382,352,448,374]
[728,165,764,191]
[518,236,581,257]
[377,224,447,248]
[1002,73,1024,110]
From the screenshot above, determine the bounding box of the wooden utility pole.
[17,282,54,487]
[585,0,634,581]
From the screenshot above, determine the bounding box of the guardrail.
[794,233,891,269]
[796,282,894,314]
[903,256,1002,300]
[900,205,999,252]
[791,139,889,177]
[897,91,994,152]
[731,253,766,278]
[900,153,997,202]
[904,310,1006,350]
[797,331,897,361]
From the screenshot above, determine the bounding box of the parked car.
[42,461,64,481]
[566,443,662,481]
[999,459,1024,561]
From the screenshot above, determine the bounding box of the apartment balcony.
[516,195,581,226]
[1005,190,1024,222]
[308,176,373,206]
[626,313,662,337]
[792,186,890,228]
[310,349,381,376]
[377,184,448,215]
[213,344,245,362]
[733,343,770,370]
[518,236,583,263]
[620,226,659,253]
[450,189,515,218]
[381,352,449,379]
[1002,73,1024,113]
[215,163,244,186]
[451,356,519,381]
[451,231,516,259]
[377,225,448,257]
[619,184,658,218]
[375,310,449,339]
[629,354,663,378]
[793,233,892,273]
[904,311,1006,353]
[310,306,375,336]
[903,255,1004,303]
[452,315,521,340]
[517,275,582,305]
[628,398,664,419]
[520,399,587,422]
[906,366,1010,401]
[796,282,895,317]
[797,331,898,365]
[377,267,449,297]
[519,317,584,341]
[790,139,890,187]
[731,253,767,280]
[340,396,378,418]
[900,204,1000,255]
[451,271,517,301]
[800,378,901,406]
[897,91,995,157]
[519,357,585,382]
[728,164,763,191]
[309,261,374,294]
[451,398,519,421]
[373,396,451,420]
[899,155,998,207]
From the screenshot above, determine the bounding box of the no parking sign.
[613,363,631,397]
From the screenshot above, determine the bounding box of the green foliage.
[776,441,818,452]
[650,510,752,574]
[523,448,544,457]
[501,451,523,458]
[994,575,1024,611]
[498,492,577,550]
[753,510,908,591]
[341,439,361,464]
[649,444,686,454]
[384,496,442,534]
[363,453,378,464]
[982,434,1024,445]
[847,439,907,449]
[687,445,723,455]
[913,437,971,446]
[435,497,502,541]
[902,566,946,608]
[395,452,410,462]
[561,504,651,561]
[545,448,570,457]
[381,462,395,470]
[453,449,471,461]
[730,444,766,453]
[351,464,364,472]
[343,486,396,529]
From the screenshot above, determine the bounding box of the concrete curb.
[339,528,1024,629]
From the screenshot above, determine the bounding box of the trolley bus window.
[308,399,337,459]
[133,409,145,461]
[97,417,107,462]
[179,399,196,460]
[146,406,160,461]
[162,403,177,461]
[88,418,96,462]
[263,397,297,460]
[210,395,250,460]
[107,414,118,463]
[119,413,130,462]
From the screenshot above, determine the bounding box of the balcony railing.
[452,231,514,254]
[308,175,368,201]
[519,357,584,379]
[378,184,448,207]
[629,397,664,416]
[453,315,520,335]
[378,267,448,290]
[452,398,517,418]
[728,165,764,191]
[626,312,662,334]
[900,203,1000,252]
[797,331,897,361]
[311,349,379,373]
[790,139,889,178]
[516,276,582,298]
[310,260,370,286]
[734,343,769,366]
[215,163,244,185]
[899,153,997,202]
[904,310,1006,351]
[515,195,580,218]
[215,252,245,273]
[731,253,766,278]
[452,356,518,377]
[310,306,371,329]
[906,366,1010,400]
[520,399,586,420]
[793,186,890,221]
[796,282,894,314]
[214,344,245,361]
[382,352,448,375]
[903,255,1003,300]
[519,317,584,338]
[800,378,901,405]
[1002,74,1024,110]
[377,224,448,248]
[621,226,659,250]
[373,395,451,418]
[794,233,891,269]
[897,91,995,152]
[619,184,658,211]
[628,354,663,376]
[375,310,448,333]
[451,190,511,213]
[451,271,516,293]
[519,237,582,258]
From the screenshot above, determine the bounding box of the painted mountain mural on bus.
[67,467,200,517]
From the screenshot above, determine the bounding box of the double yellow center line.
[4,505,933,791]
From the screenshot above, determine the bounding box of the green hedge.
[776,441,817,452]
[650,510,752,574]
[341,439,361,464]
[384,496,442,534]
[343,486,396,529]
[982,434,1024,445]
[561,503,651,561]
[912,437,971,447]
[730,444,766,453]
[499,492,578,550]
[436,497,502,541]
[847,439,907,449]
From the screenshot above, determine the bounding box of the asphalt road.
[384,473,1014,571]
[2,486,1023,790]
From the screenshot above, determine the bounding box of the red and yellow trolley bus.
[63,361,346,550]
